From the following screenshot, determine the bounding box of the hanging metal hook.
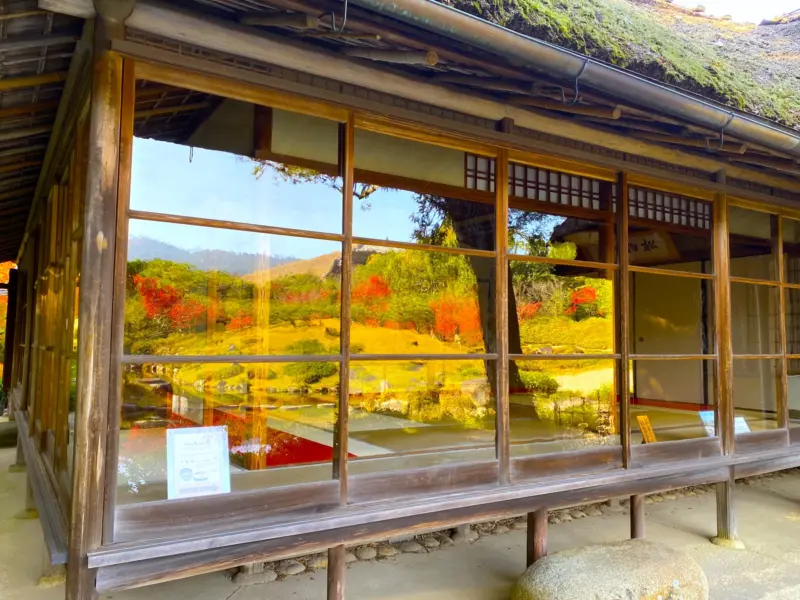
[329,0,349,34]
[561,59,589,106]
[705,112,735,152]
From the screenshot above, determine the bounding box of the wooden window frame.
[727,197,791,451]
[90,55,800,549]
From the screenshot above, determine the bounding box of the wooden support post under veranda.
[527,508,548,567]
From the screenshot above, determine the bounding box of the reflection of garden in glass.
[349,249,495,355]
[124,222,342,356]
[118,362,339,502]
[348,359,496,461]
[510,359,618,455]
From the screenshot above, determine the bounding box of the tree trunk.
[442,198,528,405]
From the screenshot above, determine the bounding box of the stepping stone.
[345,552,358,564]
[585,506,603,517]
[570,510,587,519]
[377,545,399,557]
[512,539,708,600]
[356,546,377,560]
[399,541,425,553]
[278,560,306,576]
[422,537,441,548]
[494,525,510,534]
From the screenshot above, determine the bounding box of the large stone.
[512,539,708,600]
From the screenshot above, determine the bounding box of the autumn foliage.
[565,286,601,321]
[133,274,205,331]
[429,296,482,344]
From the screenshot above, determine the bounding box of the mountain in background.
[127,237,296,275]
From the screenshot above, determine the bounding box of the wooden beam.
[632,131,747,154]
[730,155,800,177]
[0,160,42,175]
[510,97,623,120]
[133,102,211,120]
[342,48,438,66]
[241,12,321,29]
[630,495,645,539]
[0,126,52,142]
[0,101,60,119]
[66,3,130,597]
[0,72,67,92]
[436,75,533,95]
[0,34,79,53]
[0,10,47,21]
[526,508,547,567]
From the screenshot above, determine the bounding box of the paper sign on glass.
[734,417,751,435]
[698,410,715,437]
[166,426,231,500]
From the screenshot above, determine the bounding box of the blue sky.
[129,138,419,258]
[672,0,796,22]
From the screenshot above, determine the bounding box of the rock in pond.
[512,539,708,600]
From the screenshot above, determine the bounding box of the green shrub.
[520,370,559,395]
[284,362,338,385]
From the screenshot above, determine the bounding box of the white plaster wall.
[188,99,254,157]
[354,129,464,186]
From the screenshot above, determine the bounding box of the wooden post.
[333,114,354,505]
[327,544,346,600]
[630,494,645,539]
[526,508,547,567]
[711,172,743,549]
[496,148,510,484]
[66,2,132,599]
[616,173,631,465]
[3,269,19,395]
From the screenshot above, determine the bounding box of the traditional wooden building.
[2,0,800,598]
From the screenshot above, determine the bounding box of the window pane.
[510,359,619,455]
[117,361,338,504]
[731,283,780,355]
[510,262,614,355]
[352,188,495,251]
[783,217,800,284]
[733,359,779,430]
[628,187,712,273]
[631,271,714,355]
[132,82,342,233]
[632,359,717,443]
[730,206,777,281]
[351,249,495,354]
[347,359,496,474]
[125,220,342,356]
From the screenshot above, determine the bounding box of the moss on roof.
[447,0,800,129]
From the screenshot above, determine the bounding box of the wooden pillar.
[616,173,631,465]
[333,114,354,505]
[3,269,19,395]
[496,148,510,484]
[526,508,547,567]
[710,171,743,549]
[327,544,346,600]
[630,494,645,539]
[66,2,132,599]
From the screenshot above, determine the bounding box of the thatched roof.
[447,0,800,129]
